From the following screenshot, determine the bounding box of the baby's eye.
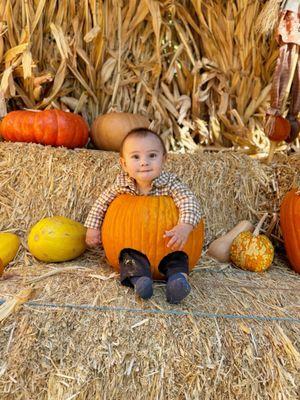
[149,153,157,158]
[132,154,139,159]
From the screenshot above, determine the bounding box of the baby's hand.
[164,223,193,250]
[86,228,101,248]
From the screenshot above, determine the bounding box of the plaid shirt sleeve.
[84,184,120,230]
[168,177,203,227]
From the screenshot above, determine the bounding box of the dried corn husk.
[0,1,296,154]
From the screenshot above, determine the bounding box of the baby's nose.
[140,158,149,165]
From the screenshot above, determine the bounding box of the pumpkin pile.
[0,109,298,279]
[0,110,89,149]
[101,195,204,280]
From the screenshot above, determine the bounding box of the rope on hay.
[0,299,299,324]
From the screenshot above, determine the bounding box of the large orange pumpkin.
[101,195,204,279]
[0,110,89,148]
[91,112,150,151]
[280,189,300,273]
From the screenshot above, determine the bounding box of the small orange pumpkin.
[101,195,204,279]
[0,110,89,149]
[91,112,150,151]
[280,189,300,273]
[230,214,274,272]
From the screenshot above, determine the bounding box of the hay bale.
[0,143,299,399]
[0,142,299,244]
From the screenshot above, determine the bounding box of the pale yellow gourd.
[28,216,87,262]
[0,232,20,268]
[207,221,254,263]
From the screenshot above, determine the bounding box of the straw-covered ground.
[0,142,299,399]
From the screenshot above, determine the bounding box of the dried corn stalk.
[0,1,288,153]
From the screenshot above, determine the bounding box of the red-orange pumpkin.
[280,189,300,273]
[91,112,150,151]
[0,110,89,148]
[101,195,205,280]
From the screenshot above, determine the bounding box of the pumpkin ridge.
[130,196,137,255]
[33,111,40,143]
[14,112,24,141]
[72,113,82,147]
[112,196,122,267]
[113,195,125,266]
[140,196,146,264]
[16,112,24,142]
[77,117,84,147]
[71,114,78,147]
[287,192,295,265]
[294,192,300,267]
[54,109,61,146]
[155,196,162,270]
[281,191,297,268]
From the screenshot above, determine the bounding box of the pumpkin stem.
[253,213,268,237]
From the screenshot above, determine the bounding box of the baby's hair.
[120,128,167,156]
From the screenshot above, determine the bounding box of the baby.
[85,128,202,303]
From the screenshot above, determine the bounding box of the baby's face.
[120,135,166,185]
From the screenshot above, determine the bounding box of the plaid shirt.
[85,171,202,231]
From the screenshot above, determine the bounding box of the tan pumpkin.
[230,214,274,272]
[91,112,150,151]
[28,216,86,262]
[102,195,205,279]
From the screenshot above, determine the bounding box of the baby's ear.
[163,153,167,163]
[120,157,126,170]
